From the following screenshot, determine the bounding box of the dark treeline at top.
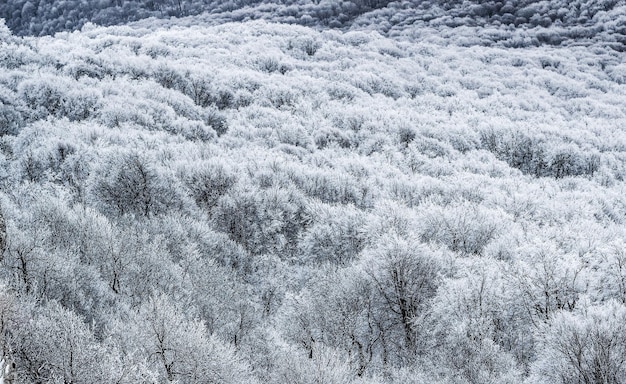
[1,0,626,49]
[1,0,392,36]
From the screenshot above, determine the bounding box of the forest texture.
[0,1,625,383]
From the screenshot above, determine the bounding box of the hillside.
[0,10,625,384]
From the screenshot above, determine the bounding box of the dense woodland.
[0,2,625,383]
[2,0,626,48]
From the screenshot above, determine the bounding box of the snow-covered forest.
[0,1,625,383]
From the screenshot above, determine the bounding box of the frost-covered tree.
[360,236,440,360]
[14,301,115,383]
[428,261,523,383]
[109,294,257,384]
[88,150,187,217]
[529,301,626,384]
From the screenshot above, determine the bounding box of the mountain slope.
[0,15,625,384]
